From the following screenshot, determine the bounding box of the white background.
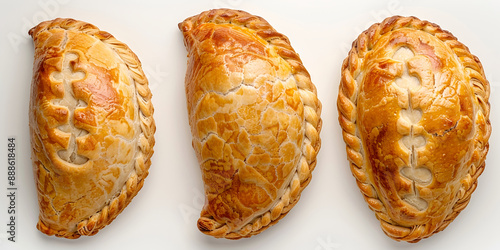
[1,0,499,249]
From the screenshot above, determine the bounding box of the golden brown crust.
[338,16,490,242]
[29,18,155,238]
[179,9,321,239]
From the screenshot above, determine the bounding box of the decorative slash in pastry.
[29,18,155,238]
[337,16,491,242]
[179,9,322,239]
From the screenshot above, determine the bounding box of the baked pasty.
[337,16,490,242]
[29,18,155,238]
[179,9,322,239]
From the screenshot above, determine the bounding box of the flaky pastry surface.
[29,18,155,238]
[337,16,490,242]
[179,9,322,239]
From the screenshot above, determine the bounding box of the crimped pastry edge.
[179,8,322,239]
[337,15,491,242]
[29,18,156,239]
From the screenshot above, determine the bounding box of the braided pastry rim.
[179,8,322,239]
[337,15,491,243]
[29,18,156,239]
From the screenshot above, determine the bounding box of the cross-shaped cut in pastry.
[29,18,155,239]
[338,16,490,242]
[179,9,322,239]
